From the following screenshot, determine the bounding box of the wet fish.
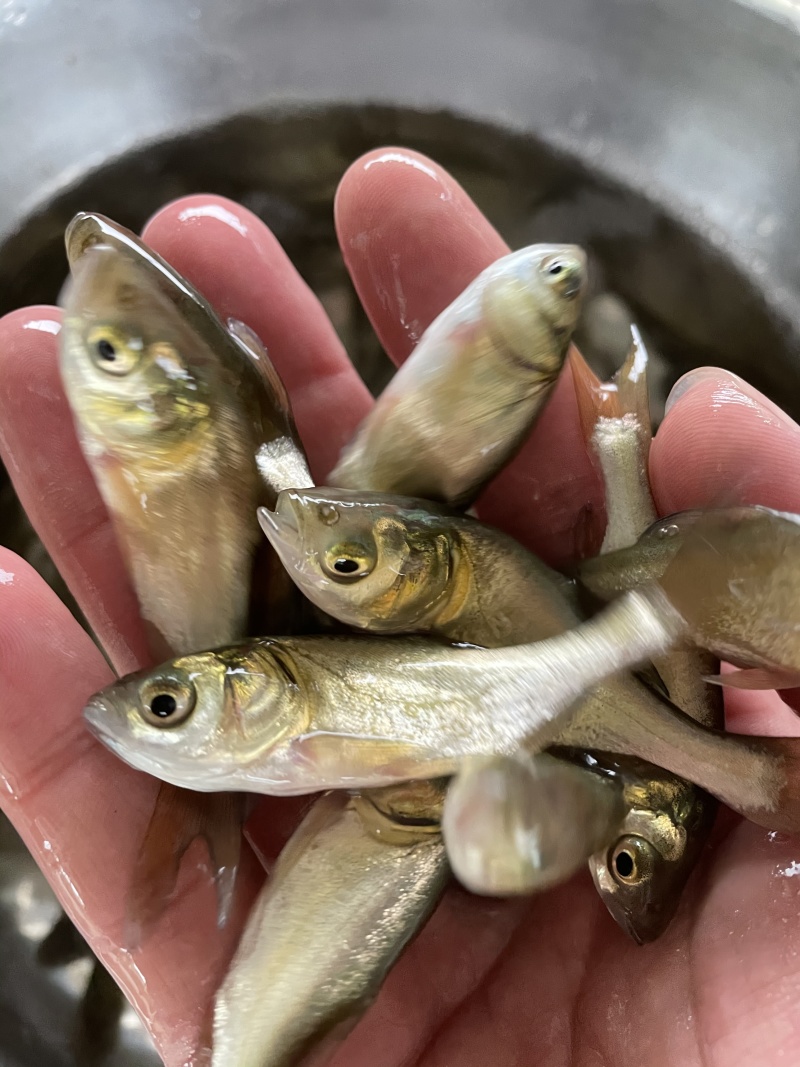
[82,617,800,832]
[552,749,714,944]
[572,340,722,941]
[258,487,577,643]
[261,481,720,942]
[60,219,311,940]
[83,587,681,792]
[330,244,587,508]
[212,791,447,1067]
[442,753,626,896]
[579,505,800,689]
[60,240,309,656]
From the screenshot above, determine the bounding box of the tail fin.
[125,784,245,949]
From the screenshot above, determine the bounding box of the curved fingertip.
[142,194,371,474]
[334,146,508,365]
[651,368,800,516]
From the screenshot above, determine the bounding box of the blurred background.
[2,0,800,1062]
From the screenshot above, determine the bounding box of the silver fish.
[330,244,586,508]
[213,791,446,1067]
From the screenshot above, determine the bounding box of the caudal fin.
[126,784,245,949]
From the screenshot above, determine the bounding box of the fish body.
[442,753,626,896]
[84,588,681,793]
[60,241,309,657]
[261,485,720,940]
[579,506,800,688]
[213,791,447,1067]
[259,487,577,644]
[60,217,311,941]
[572,340,722,941]
[330,245,586,508]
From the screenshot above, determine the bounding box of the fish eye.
[545,260,566,276]
[322,540,376,581]
[609,836,654,886]
[139,677,196,728]
[87,327,141,376]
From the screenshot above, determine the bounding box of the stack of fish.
[54,212,800,1067]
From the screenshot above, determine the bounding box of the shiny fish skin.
[258,487,578,643]
[572,340,722,943]
[212,792,447,1067]
[258,485,720,939]
[83,616,800,831]
[84,588,682,793]
[442,753,626,896]
[60,219,311,942]
[330,244,586,508]
[579,506,800,688]
[263,484,721,940]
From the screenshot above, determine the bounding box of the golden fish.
[83,587,682,792]
[82,618,800,833]
[330,244,586,508]
[212,791,446,1067]
[60,219,311,940]
[579,505,800,690]
[441,753,626,896]
[60,240,309,656]
[261,482,720,942]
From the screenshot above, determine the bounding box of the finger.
[143,195,372,476]
[0,309,149,674]
[334,148,602,566]
[0,549,263,1066]
[651,367,800,515]
[651,368,800,728]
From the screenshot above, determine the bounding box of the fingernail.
[664,367,726,415]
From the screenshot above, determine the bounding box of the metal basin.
[2,0,800,1063]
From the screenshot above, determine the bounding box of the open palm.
[2,149,800,1067]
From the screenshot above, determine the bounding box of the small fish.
[552,749,714,945]
[60,240,309,656]
[442,753,626,896]
[258,487,577,644]
[82,622,800,831]
[579,506,800,689]
[330,244,587,508]
[60,218,311,940]
[83,587,681,793]
[259,484,719,942]
[213,791,447,1067]
[572,339,722,942]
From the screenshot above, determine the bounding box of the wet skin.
[2,151,800,1067]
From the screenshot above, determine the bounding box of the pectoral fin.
[126,784,245,949]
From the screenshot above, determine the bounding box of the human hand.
[2,149,800,1067]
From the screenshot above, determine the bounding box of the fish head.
[480,244,587,375]
[60,243,213,456]
[84,643,305,790]
[258,488,455,631]
[591,833,680,944]
[589,763,715,944]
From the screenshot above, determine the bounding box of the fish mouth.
[257,503,307,575]
[84,695,118,742]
